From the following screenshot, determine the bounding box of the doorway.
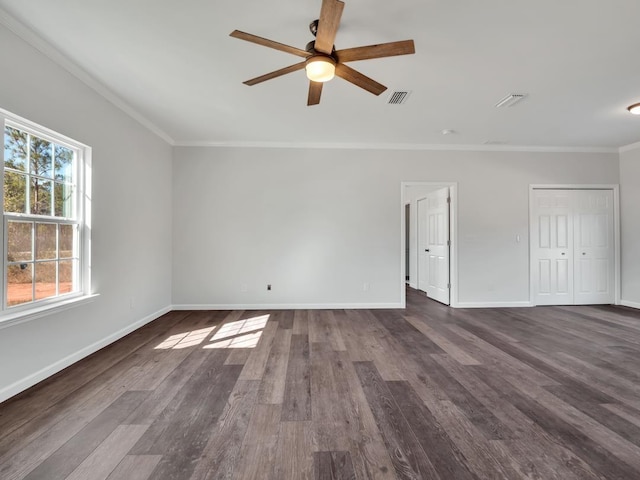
[401,182,458,308]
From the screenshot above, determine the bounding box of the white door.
[532,190,573,305]
[425,188,450,305]
[417,197,429,293]
[531,189,615,306]
[573,190,615,304]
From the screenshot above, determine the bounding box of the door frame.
[401,182,458,308]
[529,184,621,306]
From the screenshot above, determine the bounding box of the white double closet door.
[531,189,615,305]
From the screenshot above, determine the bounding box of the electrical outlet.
[363,282,370,292]
[267,284,272,291]
[241,284,248,292]
[129,297,135,309]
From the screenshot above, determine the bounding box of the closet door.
[532,190,574,305]
[573,190,615,304]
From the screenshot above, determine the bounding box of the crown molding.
[619,140,640,153]
[0,7,175,145]
[173,140,618,154]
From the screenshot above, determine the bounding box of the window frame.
[1,108,92,320]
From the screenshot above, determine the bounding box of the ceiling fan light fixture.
[305,56,336,83]
[628,103,640,115]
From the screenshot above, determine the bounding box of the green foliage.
[4,126,75,216]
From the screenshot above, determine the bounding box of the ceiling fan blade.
[334,64,387,96]
[336,39,415,63]
[230,30,309,58]
[243,61,307,86]
[314,0,345,54]
[307,81,323,106]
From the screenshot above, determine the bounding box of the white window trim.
[0,107,92,323]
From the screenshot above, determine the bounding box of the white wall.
[173,146,619,308]
[0,24,173,402]
[620,145,640,308]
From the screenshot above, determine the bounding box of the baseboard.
[172,303,403,310]
[455,301,534,308]
[0,305,172,404]
[620,300,640,310]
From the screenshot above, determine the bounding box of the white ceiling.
[1,0,640,149]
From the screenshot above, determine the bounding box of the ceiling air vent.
[495,93,527,108]
[388,91,412,104]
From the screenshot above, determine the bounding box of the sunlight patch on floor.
[154,326,217,349]
[204,314,269,349]
[153,314,270,350]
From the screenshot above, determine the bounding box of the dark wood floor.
[2,289,640,480]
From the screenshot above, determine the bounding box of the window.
[1,109,90,316]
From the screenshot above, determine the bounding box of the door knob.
[425,249,430,252]
[561,252,565,256]
[582,252,586,255]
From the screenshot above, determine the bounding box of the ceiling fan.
[230,0,415,106]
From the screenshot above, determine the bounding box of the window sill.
[0,293,100,330]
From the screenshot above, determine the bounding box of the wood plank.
[232,404,281,480]
[65,424,149,480]
[308,310,346,351]
[281,334,311,421]
[335,310,373,362]
[602,403,640,429]
[444,324,559,386]
[238,320,279,380]
[429,354,602,479]
[403,315,480,365]
[270,421,314,480]
[190,380,260,480]
[257,328,292,404]
[276,310,295,330]
[346,310,406,381]
[386,381,478,480]
[314,451,357,480]
[22,391,149,480]
[418,354,515,440]
[372,309,445,355]
[130,350,230,452]
[125,348,210,425]
[353,361,440,479]
[332,352,398,480]
[427,400,525,480]
[105,456,162,480]
[546,385,640,447]
[310,345,351,452]
[473,365,640,480]
[132,361,243,479]
[293,310,309,335]
[224,348,253,365]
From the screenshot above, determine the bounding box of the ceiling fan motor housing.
[305,41,336,58]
